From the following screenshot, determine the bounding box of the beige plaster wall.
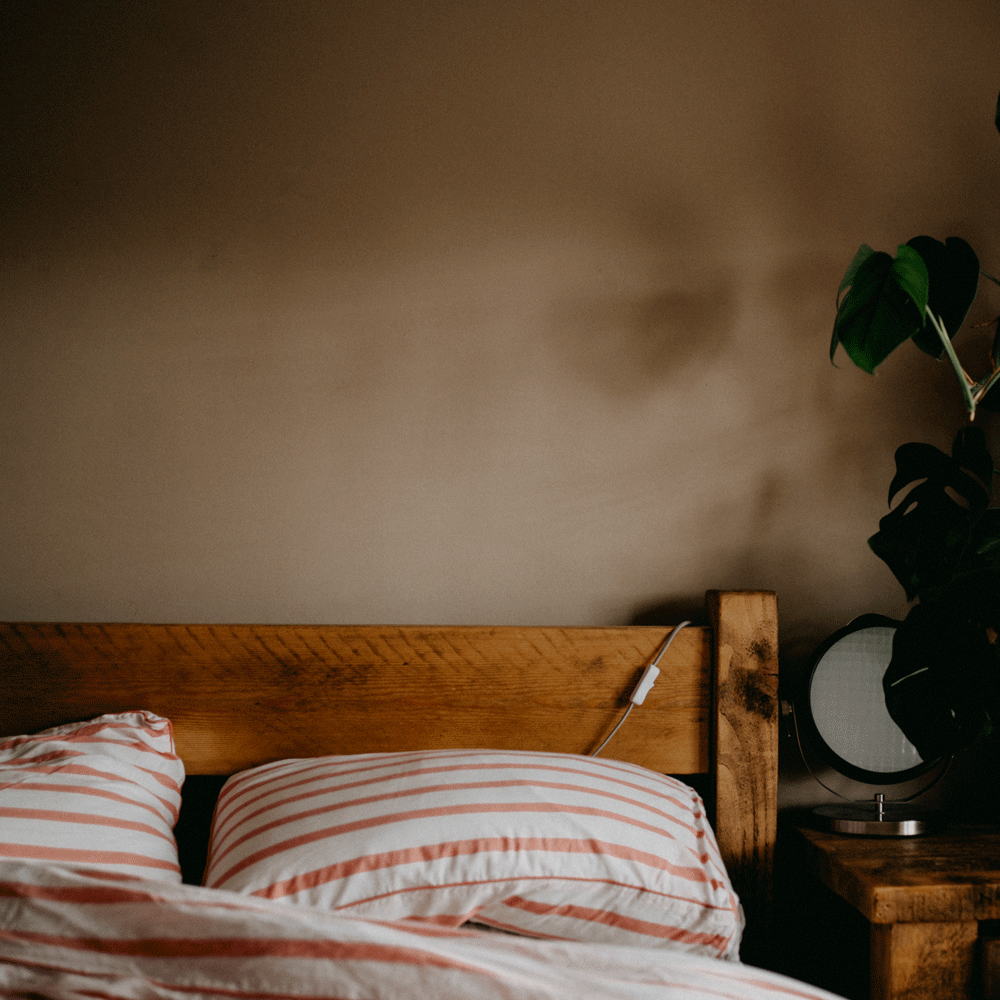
[4,2,999,674]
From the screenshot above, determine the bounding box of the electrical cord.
[590,621,691,757]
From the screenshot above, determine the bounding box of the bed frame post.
[707,590,778,969]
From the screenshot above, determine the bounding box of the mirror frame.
[797,614,944,786]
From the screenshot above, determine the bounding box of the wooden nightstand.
[793,824,1000,1000]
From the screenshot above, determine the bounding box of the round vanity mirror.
[797,614,947,835]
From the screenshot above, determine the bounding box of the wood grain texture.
[870,920,978,1000]
[0,622,710,775]
[707,590,779,968]
[981,932,1000,999]
[796,825,1000,924]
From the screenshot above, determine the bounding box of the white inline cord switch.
[630,620,690,705]
[629,664,660,705]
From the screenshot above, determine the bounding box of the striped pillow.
[203,749,742,959]
[0,711,184,882]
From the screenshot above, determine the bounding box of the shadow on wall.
[552,282,738,401]
[628,596,710,628]
[3,0,997,637]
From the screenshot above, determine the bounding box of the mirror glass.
[809,623,923,774]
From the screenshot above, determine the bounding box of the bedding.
[203,748,743,959]
[0,711,183,882]
[0,860,847,1000]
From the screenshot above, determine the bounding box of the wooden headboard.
[0,589,778,964]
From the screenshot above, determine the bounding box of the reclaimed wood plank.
[870,920,978,1000]
[0,622,710,776]
[797,825,1000,924]
[707,589,779,968]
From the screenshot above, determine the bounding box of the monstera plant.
[828,92,1000,761]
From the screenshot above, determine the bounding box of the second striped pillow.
[203,749,742,959]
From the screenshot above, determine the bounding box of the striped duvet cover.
[0,861,846,1000]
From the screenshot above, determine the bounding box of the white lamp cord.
[590,621,691,757]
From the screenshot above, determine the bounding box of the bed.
[0,590,843,999]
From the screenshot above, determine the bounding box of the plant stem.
[973,367,1000,407]
[926,308,977,417]
[982,269,1000,288]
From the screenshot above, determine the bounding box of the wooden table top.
[795,824,1000,925]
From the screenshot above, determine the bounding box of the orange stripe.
[0,807,174,842]
[219,757,698,829]
[0,879,165,905]
[0,926,489,970]
[332,873,724,915]
[211,759,702,851]
[49,734,172,758]
[217,751,698,814]
[0,843,179,872]
[2,762,181,820]
[236,770,696,836]
[695,962,845,999]
[31,716,170,742]
[211,778,689,863]
[0,781,171,821]
[134,762,183,794]
[6,758,171,786]
[500,895,731,952]
[331,868,731,914]
[210,798,694,881]
[2,748,86,765]
[0,721,172,756]
[3,727,178,763]
[224,833,715,898]
[212,754,467,830]
[0,876,492,930]
[395,913,469,928]
[468,914,572,940]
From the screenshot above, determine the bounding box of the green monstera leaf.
[868,426,995,602]
[873,427,1000,757]
[831,237,987,415]
[884,602,1000,760]
[832,244,928,373]
[952,508,1000,633]
[906,236,980,356]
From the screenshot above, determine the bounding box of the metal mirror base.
[812,799,947,837]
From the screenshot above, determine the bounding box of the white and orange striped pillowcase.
[0,711,184,882]
[203,749,743,959]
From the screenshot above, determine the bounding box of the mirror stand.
[790,615,950,837]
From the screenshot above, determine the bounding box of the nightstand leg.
[870,921,978,1000]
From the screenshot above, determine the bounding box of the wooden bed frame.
[0,589,778,965]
